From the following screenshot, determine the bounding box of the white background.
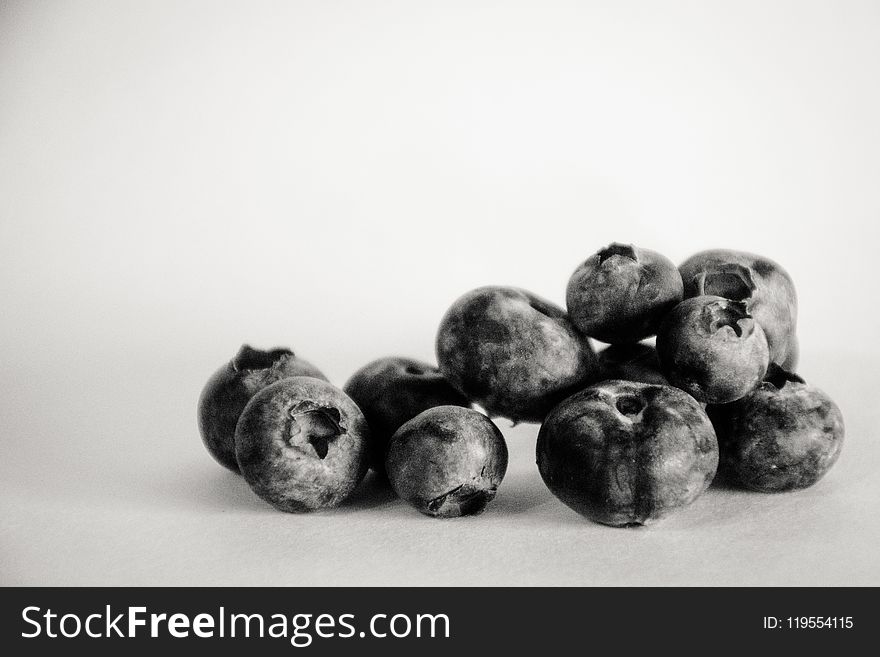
[2,0,879,585]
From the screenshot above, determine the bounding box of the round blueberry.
[656,296,770,404]
[386,406,508,518]
[235,377,370,511]
[537,380,718,526]
[566,243,683,344]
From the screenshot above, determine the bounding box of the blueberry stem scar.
[694,265,756,301]
[616,395,645,417]
[597,242,637,264]
[231,345,293,372]
[288,403,345,459]
[703,300,751,337]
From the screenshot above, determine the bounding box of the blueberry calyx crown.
[693,264,756,303]
[762,363,805,390]
[597,243,638,265]
[615,394,646,417]
[288,401,346,459]
[702,299,752,338]
[232,345,294,372]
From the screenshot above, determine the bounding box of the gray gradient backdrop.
[2,0,879,585]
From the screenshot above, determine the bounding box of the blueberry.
[234,377,370,511]
[708,366,844,492]
[566,243,683,344]
[385,406,508,518]
[656,296,770,404]
[343,357,470,476]
[537,380,718,526]
[436,286,599,423]
[197,345,328,473]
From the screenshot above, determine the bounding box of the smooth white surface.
[2,1,879,585]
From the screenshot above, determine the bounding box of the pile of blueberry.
[197,246,844,527]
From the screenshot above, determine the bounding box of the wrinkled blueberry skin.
[235,377,370,512]
[537,381,718,526]
[197,345,329,473]
[679,249,797,366]
[386,406,508,518]
[657,296,770,404]
[708,367,844,492]
[597,342,668,385]
[343,357,470,476]
[566,243,683,344]
[436,286,599,423]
